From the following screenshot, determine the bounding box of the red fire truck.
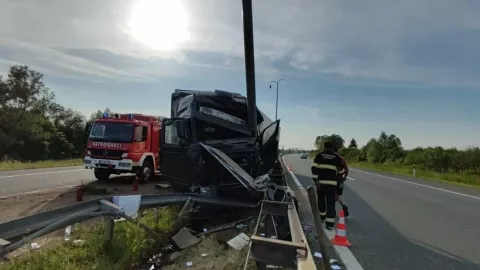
[83,112,163,182]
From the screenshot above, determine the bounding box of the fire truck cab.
[83,112,162,182]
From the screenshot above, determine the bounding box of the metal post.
[105,218,114,244]
[270,79,284,121]
[275,83,278,120]
[413,164,416,178]
[242,0,257,138]
[306,186,332,270]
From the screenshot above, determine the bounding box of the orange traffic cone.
[331,209,351,247]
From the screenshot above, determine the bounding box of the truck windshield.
[88,122,135,143]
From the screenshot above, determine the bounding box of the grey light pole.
[269,79,284,121]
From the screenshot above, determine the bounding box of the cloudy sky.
[1,0,479,149]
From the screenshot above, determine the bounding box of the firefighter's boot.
[342,205,350,217]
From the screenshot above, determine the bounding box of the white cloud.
[0,0,479,85]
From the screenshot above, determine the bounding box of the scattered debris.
[226,232,250,251]
[29,243,40,250]
[73,240,84,245]
[195,216,254,238]
[331,264,342,270]
[155,183,171,189]
[171,227,201,249]
[64,225,72,241]
[236,223,248,229]
[185,261,193,267]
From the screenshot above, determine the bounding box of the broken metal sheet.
[227,232,250,251]
[112,195,141,218]
[252,174,271,191]
[199,142,259,192]
[171,227,201,250]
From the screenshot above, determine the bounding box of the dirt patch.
[164,232,255,270]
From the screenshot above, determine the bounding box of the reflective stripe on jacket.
[311,150,343,186]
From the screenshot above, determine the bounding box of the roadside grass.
[0,159,83,171]
[350,162,480,188]
[2,207,180,270]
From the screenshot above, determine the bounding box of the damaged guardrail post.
[99,199,121,245]
[178,197,193,218]
[306,186,332,270]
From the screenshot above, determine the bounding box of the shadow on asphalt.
[293,171,480,270]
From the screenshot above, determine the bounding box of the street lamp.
[269,79,284,121]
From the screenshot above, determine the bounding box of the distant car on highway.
[300,153,308,159]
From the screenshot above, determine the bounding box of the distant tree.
[314,134,345,151]
[0,65,86,161]
[348,138,358,149]
[312,130,480,177]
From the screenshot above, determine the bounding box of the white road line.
[0,184,79,199]
[351,168,480,201]
[282,157,303,187]
[282,156,364,270]
[347,177,356,181]
[0,169,86,179]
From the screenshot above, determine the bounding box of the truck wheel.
[139,160,154,183]
[94,169,110,181]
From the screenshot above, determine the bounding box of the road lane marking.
[0,169,86,179]
[347,177,356,181]
[282,156,364,270]
[351,168,480,201]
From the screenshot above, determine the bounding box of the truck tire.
[94,168,110,181]
[139,160,154,183]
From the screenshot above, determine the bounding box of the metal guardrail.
[0,193,259,254]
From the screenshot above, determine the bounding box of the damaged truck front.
[159,89,281,201]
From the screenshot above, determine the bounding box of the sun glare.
[128,0,189,51]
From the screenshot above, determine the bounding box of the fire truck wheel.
[139,160,154,183]
[94,169,110,181]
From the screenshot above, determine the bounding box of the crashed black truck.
[159,89,281,201]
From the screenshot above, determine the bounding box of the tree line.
[312,132,480,175]
[0,65,107,162]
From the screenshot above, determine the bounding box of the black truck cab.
[159,89,280,200]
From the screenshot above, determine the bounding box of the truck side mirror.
[84,122,92,146]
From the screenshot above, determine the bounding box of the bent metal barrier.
[0,161,317,269]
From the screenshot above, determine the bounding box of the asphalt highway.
[0,166,94,197]
[284,154,480,270]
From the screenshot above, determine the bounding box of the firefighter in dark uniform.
[311,141,348,230]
